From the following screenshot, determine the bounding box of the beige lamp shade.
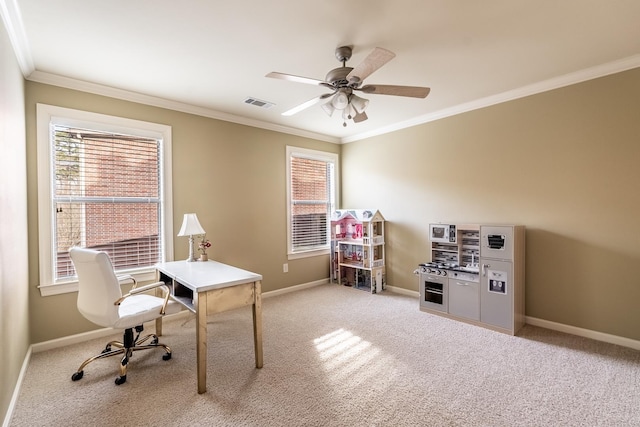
[178,213,205,236]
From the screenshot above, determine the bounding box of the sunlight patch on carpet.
[313,328,386,382]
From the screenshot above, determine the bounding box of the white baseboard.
[2,347,32,427]
[385,285,640,351]
[262,278,328,298]
[31,310,192,353]
[525,316,640,351]
[30,280,329,353]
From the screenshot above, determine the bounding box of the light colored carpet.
[9,284,640,426]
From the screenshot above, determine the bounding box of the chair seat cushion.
[113,295,182,329]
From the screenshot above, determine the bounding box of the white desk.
[155,260,263,394]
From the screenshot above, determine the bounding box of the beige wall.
[0,19,29,423]
[4,41,639,423]
[24,82,339,343]
[342,68,640,341]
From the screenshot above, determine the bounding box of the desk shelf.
[172,294,195,312]
[159,271,195,312]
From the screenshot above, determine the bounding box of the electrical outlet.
[283,263,288,273]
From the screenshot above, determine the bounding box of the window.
[286,146,338,259]
[37,104,173,296]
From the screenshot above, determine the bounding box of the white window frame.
[286,146,339,260]
[36,104,174,296]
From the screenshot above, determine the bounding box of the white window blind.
[287,147,337,257]
[52,125,162,280]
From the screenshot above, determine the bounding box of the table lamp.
[177,213,205,262]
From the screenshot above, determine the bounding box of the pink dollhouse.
[330,209,385,293]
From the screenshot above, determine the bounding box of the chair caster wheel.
[115,375,127,385]
[71,371,84,381]
[162,353,172,361]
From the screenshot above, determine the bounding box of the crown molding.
[5,0,639,146]
[20,54,640,146]
[0,0,34,75]
[1,0,337,143]
[27,70,340,144]
[343,54,640,143]
[27,52,640,146]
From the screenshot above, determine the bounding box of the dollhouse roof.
[331,209,385,222]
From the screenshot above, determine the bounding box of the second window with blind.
[286,146,338,259]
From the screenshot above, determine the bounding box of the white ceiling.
[5,0,640,143]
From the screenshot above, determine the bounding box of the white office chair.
[69,247,181,385]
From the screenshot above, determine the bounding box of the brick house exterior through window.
[53,127,162,279]
[36,104,173,295]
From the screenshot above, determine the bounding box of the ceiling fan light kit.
[331,89,350,110]
[349,94,369,114]
[321,102,335,117]
[266,45,430,126]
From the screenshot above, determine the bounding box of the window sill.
[287,248,330,260]
[38,268,158,296]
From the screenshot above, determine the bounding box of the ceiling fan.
[266,46,430,126]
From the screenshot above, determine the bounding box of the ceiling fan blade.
[282,93,335,116]
[346,47,396,84]
[266,72,326,86]
[359,84,431,98]
[352,111,368,123]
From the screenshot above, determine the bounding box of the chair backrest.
[69,247,123,327]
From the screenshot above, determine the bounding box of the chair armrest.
[115,281,172,315]
[117,274,137,289]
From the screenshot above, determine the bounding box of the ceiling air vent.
[244,97,274,109]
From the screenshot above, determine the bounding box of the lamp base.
[185,235,198,262]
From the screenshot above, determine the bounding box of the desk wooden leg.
[195,291,207,394]
[252,280,263,368]
[155,286,163,336]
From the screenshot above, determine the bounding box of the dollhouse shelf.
[330,209,385,294]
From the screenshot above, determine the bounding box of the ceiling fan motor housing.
[325,67,355,88]
[326,46,361,89]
